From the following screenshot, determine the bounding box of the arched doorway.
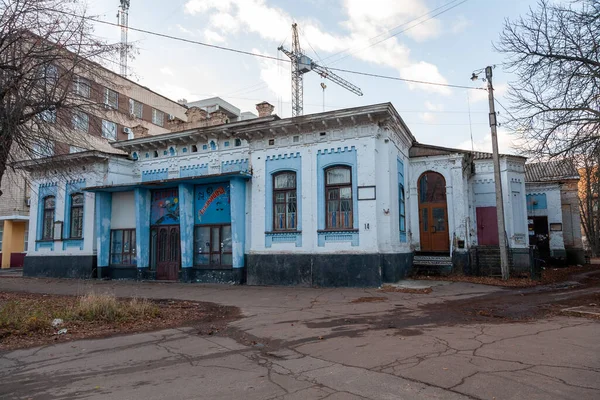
[418,171,450,252]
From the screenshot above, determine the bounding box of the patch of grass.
[73,293,160,322]
[0,292,160,338]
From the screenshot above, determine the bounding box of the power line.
[326,0,469,66]
[57,10,485,92]
[327,67,486,91]
[320,0,465,64]
[56,10,287,63]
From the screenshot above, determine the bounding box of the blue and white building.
[18,101,582,286]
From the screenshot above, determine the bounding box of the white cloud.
[159,67,174,76]
[185,0,232,15]
[253,48,291,102]
[399,62,451,95]
[204,29,226,44]
[210,12,239,34]
[183,0,452,95]
[457,127,520,155]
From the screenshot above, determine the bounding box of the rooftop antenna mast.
[117,0,130,77]
[278,23,363,117]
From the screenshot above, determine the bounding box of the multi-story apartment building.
[0,62,187,269]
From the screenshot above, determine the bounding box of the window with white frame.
[273,172,298,231]
[73,76,91,98]
[70,193,84,239]
[42,196,55,240]
[325,166,353,230]
[102,120,117,141]
[152,109,164,126]
[104,87,118,109]
[0,222,3,251]
[72,111,89,132]
[129,99,143,118]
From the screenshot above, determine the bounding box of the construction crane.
[117,0,130,77]
[278,23,363,117]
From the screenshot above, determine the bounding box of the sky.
[85,0,546,154]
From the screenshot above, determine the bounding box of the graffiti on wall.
[151,188,180,225]
[195,183,231,224]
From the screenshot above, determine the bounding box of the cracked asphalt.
[0,274,599,400]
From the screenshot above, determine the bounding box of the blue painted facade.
[180,163,208,178]
[229,178,246,269]
[142,168,168,182]
[94,192,112,267]
[150,188,180,225]
[222,159,249,173]
[316,146,359,247]
[397,159,406,243]
[178,184,195,268]
[265,152,302,248]
[134,188,151,268]
[526,193,547,211]
[194,183,231,224]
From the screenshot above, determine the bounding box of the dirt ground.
[0,292,240,350]
[414,264,598,287]
[0,269,599,399]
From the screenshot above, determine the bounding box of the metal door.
[476,206,499,245]
[155,225,180,280]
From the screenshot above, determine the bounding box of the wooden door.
[419,204,450,252]
[528,216,550,258]
[418,172,449,252]
[155,225,180,280]
[476,206,499,245]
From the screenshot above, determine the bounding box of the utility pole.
[486,66,510,280]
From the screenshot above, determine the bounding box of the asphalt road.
[0,275,599,400]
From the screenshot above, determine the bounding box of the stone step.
[413,255,452,266]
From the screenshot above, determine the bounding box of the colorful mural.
[151,188,180,225]
[195,183,231,224]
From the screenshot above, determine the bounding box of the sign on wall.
[151,188,180,225]
[195,183,231,225]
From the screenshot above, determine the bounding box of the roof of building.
[409,142,526,160]
[113,102,416,152]
[525,159,580,182]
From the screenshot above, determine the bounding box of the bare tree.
[0,0,120,196]
[496,0,600,159]
[578,147,600,256]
